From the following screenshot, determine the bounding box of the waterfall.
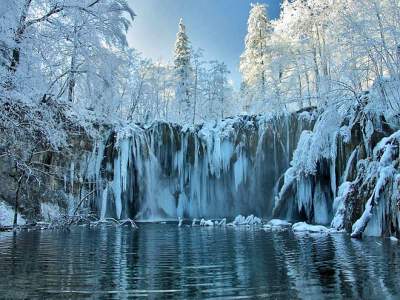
[88,113,315,221]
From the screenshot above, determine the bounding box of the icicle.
[99,114,314,222]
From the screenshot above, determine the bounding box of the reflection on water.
[0,224,399,299]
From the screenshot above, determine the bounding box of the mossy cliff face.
[0,130,102,222]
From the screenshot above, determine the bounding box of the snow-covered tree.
[0,0,135,224]
[203,61,231,121]
[238,0,400,114]
[173,18,192,123]
[240,3,273,112]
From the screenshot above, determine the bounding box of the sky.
[126,0,282,88]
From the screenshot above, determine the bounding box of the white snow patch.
[200,218,214,226]
[267,219,292,227]
[292,222,329,233]
[331,182,352,230]
[263,219,292,231]
[230,214,262,226]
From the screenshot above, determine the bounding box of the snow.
[351,196,374,238]
[232,215,246,226]
[263,219,292,231]
[298,111,317,123]
[292,222,329,233]
[200,218,214,226]
[331,182,352,230]
[267,219,292,227]
[0,201,26,226]
[230,214,262,226]
[277,167,296,203]
[2,0,400,241]
[349,129,400,238]
[291,131,316,175]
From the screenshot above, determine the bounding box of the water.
[0,225,399,299]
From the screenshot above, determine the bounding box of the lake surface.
[0,224,399,299]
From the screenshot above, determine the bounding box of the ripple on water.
[0,225,399,299]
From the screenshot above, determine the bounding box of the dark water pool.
[0,224,399,299]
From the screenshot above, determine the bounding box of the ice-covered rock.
[231,214,262,226]
[267,219,292,227]
[292,222,329,233]
[232,215,246,225]
[178,217,183,227]
[200,218,214,226]
[246,214,262,225]
[192,218,198,226]
[263,219,292,232]
[331,182,352,230]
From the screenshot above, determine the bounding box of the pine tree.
[174,18,192,123]
[239,3,273,112]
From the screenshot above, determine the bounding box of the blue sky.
[126,1,282,88]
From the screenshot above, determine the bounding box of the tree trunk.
[9,0,32,71]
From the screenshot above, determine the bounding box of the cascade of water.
[88,114,315,221]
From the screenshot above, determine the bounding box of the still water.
[0,224,399,299]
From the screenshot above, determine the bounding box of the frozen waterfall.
[87,113,315,221]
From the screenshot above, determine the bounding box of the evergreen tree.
[239,3,273,112]
[174,18,192,123]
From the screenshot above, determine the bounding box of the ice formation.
[271,94,400,238]
[0,201,26,226]
[86,114,314,221]
[73,98,400,238]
